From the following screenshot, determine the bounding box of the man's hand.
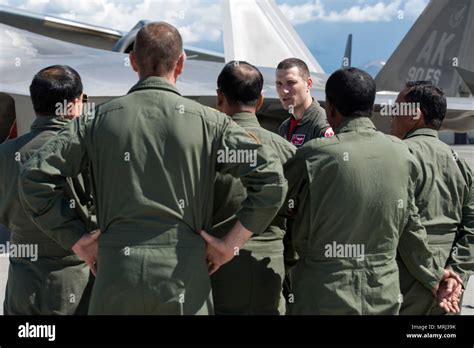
[438,277,464,313]
[200,220,253,275]
[432,269,463,313]
[71,229,101,276]
[200,230,235,275]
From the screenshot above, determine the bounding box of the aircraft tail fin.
[342,34,352,68]
[375,0,474,97]
[221,0,324,73]
[455,67,474,96]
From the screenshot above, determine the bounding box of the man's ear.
[306,76,313,91]
[130,51,139,73]
[216,90,227,113]
[175,52,186,76]
[216,90,224,106]
[412,106,423,121]
[256,94,264,112]
[325,99,333,117]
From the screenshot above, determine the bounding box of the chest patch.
[291,134,306,146]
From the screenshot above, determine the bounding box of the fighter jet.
[373,0,474,135]
[0,0,473,145]
[225,0,474,140]
[0,0,329,141]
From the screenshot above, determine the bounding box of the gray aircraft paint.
[375,0,474,98]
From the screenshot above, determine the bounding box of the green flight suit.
[18,77,287,315]
[278,99,330,146]
[278,99,332,305]
[398,128,474,315]
[0,116,95,315]
[283,116,445,315]
[210,112,296,315]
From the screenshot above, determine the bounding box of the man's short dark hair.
[217,61,263,107]
[277,58,310,79]
[404,81,446,130]
[134,22,183,76]
[29,65,83,116]
[325,67,376,117]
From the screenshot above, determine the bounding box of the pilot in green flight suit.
[0,65,95,315]
[210,61,296,315]
[274,58,334,307]
[281,68,461,315]
[18,23,287,315]
[391,81,473,315]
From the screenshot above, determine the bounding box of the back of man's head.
[217,61,263,107]
[404,81,446,130]
[277,58,310,79]
[325,68,375,117]
[29,65,83,116]
[134,22,183,76]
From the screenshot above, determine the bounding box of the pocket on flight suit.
[42,256,90,315]
[143,246,212,315]
[249,243,286,315]
[88,245,146,314]
[4,258,42,315]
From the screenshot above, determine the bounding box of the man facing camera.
[276,58,333,146]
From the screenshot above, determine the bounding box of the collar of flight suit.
[335,116,376,134]
[291,98,321,126]
[231,112,261,128]
[128,76,182,96]
[405,127,439,139]
[30,115,70,133]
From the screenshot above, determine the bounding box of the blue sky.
[276,0,429,74]
[0,0,429,75]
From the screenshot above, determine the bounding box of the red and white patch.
[291,134,306,146]
[324,127,334,138]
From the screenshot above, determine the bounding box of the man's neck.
[293,96,313,120]
[228,106,256,116]
[139,72,177,85]
[405,124,434,138]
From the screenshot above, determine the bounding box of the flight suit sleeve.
[279,145,309,218]
[398,160,445,291]
[446,158,474,285]
[18,116,90,250]
[275,141,296,165]
[215,120,287,236]
[279,144,304,270]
